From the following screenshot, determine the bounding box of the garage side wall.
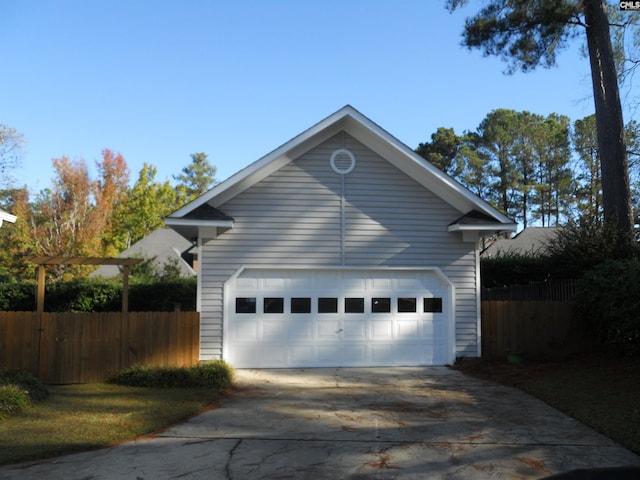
[199,133,479,360]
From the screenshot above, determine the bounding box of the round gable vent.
[330,148,356,175]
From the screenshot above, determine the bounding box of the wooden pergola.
[26,257,144,313]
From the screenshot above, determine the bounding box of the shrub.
[574,259,640,356]
[0,385,30,419]
[0,370,49,402]
[0,282,36,311]
[0,278,197,312]
[481,252,558,288]
[188,361,234,389]
[110,360,234,389]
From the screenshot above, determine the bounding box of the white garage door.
[224,268,454,368]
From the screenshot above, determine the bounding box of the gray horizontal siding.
[198,132,481,360]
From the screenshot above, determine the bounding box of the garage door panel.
[260,345,288,366]
[343,319,366,339]
[289,320,314,339]
[288,345,315,365]
[395,344,424,364]
[396,319,420,339]
[232,319,259,341]
[342,344,367,365]
[370,319,393,340]
[317,319,341,339]
[422,319,446,339]
[369,344,394,364]
[262,320,287,341]
[316,345,341,365]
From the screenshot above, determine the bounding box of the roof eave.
[448,223,517,233]
[164,218,234,228]
[0,211,17,226]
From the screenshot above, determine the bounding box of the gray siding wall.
[199,133,479,360]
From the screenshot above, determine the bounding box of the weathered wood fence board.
[0,312,200,384]
[481,301,590,358]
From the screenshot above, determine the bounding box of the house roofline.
[168,105,515,227]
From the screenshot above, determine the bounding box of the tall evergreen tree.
[173,152,217,204]
[447,0,634,240]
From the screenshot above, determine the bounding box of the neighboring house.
[0,208,16,228]
[480,227,560,258]
[90,227,196,279]
[166,106,517,368]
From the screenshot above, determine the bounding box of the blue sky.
[2,1,604,193]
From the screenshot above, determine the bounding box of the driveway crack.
[225,439,242,480]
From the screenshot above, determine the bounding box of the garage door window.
[372,297,391,313]
[291,297,311,313]
[398,297,417,313]
[264,297,284,314]
[318,297,338,313]
[345,297,365,313]
[236,297,256,313]
[424,297,443,313]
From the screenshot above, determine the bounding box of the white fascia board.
[0,211,17,227]
[0,211,17,223]
[448,223,518,233]
[164,218,234,228]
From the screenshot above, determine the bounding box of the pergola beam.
[26,257,144,313]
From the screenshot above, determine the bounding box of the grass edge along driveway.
[0,382,226,466]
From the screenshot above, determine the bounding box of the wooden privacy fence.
[481,300,591,358]
[0,311,199,384]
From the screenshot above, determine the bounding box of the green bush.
[0,278,197,312]
[129,278,197,311]
[0,370,49,402]
[0,370,48,419]
[481,253,558,288]
[110,360,234,389]
[0,384,30,419]
[574,259,640,355]
[188,361,235,389]
[46,281,122,312]
[0,282,36,311]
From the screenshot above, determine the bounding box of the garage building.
[166,106,516,368]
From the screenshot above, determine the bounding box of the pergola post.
[122,265,130,313]
[26,257,143,314]
[36,265,45,313]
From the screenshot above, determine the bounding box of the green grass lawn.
[0,383,223,466]
[455,353,640,455]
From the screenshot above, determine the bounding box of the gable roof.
[166,105,516,235]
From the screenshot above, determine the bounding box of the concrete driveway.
[1,367,638,479]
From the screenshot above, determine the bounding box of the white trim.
[196,236,203,313]
[0,210,17,227]
[448,223,518,233]
[475,242,482,358]
[222,264,456,366]
[164,218,233,228]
